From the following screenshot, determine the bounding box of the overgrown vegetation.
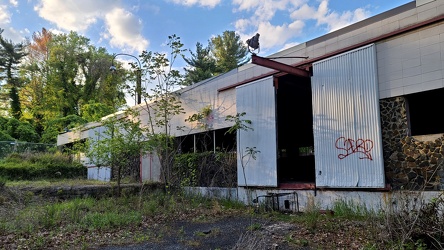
[173,151,237,187]
[0,185,247,249]
[0,152,85,180]
[2,175,444,249]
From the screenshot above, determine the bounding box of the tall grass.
[0,189,247,239]
[332,199,376,219]
[0,152,86,180]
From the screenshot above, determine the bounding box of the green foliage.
[80,101,115,122]
[0,152,85,180]
[138,34,186,187]
[1,117,40,142]
[225,112,252,134]
[41,114,88,143]
[173,151,237,187]
[0,175,6,188]
[332,199,374,219]
[185,105,213,130]
[0,28,27,119]
[86,108,149,195]
[182,42,216,85]
[209,30,249,74]
[15,122,40,142]
[0,130,14,141]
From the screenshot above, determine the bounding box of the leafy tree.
[182,42,216,86]
[40,115,87,144]
[15,122,40,142]
[81,101,115,122]
[0,28,27,119]
[139,34,186,188]
[0,130,13,141]
[86,108,148,196]
[20,28,52,137]
[45,31,86,117]
[0,117,39,142]
[45,31,124,118]
[20,30,123,143]
[209,30,249,74]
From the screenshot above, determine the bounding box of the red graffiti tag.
[335,137,373,160]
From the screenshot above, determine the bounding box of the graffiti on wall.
[335,136,373,160]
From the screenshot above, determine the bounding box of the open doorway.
[275,74,315,185]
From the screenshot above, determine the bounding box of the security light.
[246,33,260,53]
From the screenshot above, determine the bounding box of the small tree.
[86,108,148,196]
[225,112,259,205]
[138,34,186,190]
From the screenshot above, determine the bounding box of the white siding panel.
[312,44,385,188]
[236,76,277,187]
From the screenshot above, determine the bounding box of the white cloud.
[232,0,306,50]
[33,0,149,54]
[105,8,149,54]
[290,0,370,32]
[1,27,27,43]
[34,0,118,32]
[9,0,17,7]
[233,0,370,52]
[169,0,221,8]
[0,4,11,24]
[255,20,304,48]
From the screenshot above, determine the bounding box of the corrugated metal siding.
[312,44,385,188]
[236,76,278,187]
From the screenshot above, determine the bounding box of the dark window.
[175,128,235,153]
[406,87,444,136]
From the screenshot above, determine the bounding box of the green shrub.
[173,151,237,188]
[0,152,86,180]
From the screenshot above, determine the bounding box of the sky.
[1,0,413,105]
[1,0,414,62]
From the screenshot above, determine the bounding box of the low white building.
[58,0,444,212]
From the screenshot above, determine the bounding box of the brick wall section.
[380,97,444,190]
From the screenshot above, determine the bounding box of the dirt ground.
[94,212,377,250]
[1,185,378,250]
[96,215,298,250]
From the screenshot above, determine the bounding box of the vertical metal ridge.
[312,44,385,188]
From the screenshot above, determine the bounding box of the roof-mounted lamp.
[246,33,260,54]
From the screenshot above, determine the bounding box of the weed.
[247,223,262,231]
[332,199,374,219]
[285,234,309,247]
[0,175,7,188]
[23,191,34,205]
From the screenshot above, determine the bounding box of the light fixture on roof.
[246,33,260,54]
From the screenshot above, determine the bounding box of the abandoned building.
[58,0,444,211]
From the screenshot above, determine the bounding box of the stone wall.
[380,97,444,190]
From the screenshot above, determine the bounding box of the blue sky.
[1,0,413,66]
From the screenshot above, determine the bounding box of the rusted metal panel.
[251,55,310,77]
[236,76,278,187]
[311,44,385,188]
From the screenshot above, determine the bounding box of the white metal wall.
[236,76,278,187]
[312,44,385,188]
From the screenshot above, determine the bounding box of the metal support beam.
[251,54,309,78]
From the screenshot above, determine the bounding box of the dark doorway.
[275,75,315,184]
